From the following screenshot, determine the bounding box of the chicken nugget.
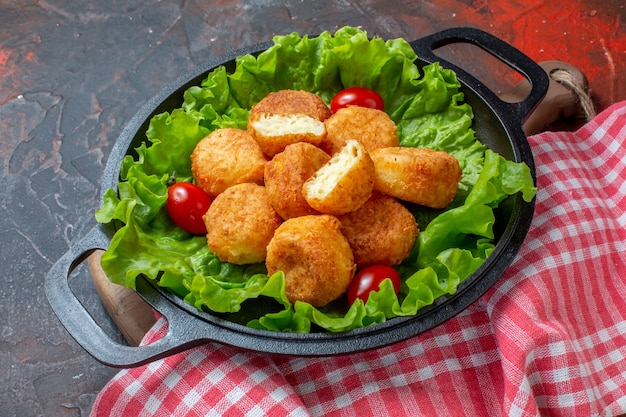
[303,140,375,215]
[266,215,356,307]
[203,183,281,265]
[248,90,331,157]
[191,128,267,198]
[370,147,462,209]
[321,106,399,155]
[249,114,326,158]
[338,192,418,267]
[264,142,330,220]
[249,89,332,121]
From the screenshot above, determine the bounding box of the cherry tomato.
[166,182,212,234]
[330,87,385,113]
[347,265,401,305]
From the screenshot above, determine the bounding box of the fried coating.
[321,106,399,155]
[191,128,267,198]
[203,183,281,265]
[370,147,462,209]
[264,142,330,220]
[248,90,331,157]
[266,215,356,307]
[338,192,418,267]
[303,140,375,215]
[249,89,332,121]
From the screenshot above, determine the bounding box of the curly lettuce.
[95,26,536,333]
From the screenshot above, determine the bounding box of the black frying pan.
[45,27,548,367]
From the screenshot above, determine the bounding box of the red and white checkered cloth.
[91,101,626,417]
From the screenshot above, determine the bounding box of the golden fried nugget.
[248,90,331,157]
[303,140,375,215]
[321,106,399,155]
[370,147,462,209]
[249,113,326,158]
[203,183,281,265]
[338,192,418,267]
[249,90,332,121]
[191,128,267,198]
[266,215,356,307]
[264,142,330,220]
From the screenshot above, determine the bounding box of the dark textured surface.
[1,1,624,416]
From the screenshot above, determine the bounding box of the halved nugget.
[191,128,267,198]
[266,214,356,307]
[248,90,331,157]
[249,114,326,158]
[321,106,399,155]
[203,183,281,265]
[264,142,330,220]
[370,147,462,209]
[338,192,418,267]
[303,139,375,215]
[249,89,332,121]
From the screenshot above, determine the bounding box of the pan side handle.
[410,27,550,127]
[44,225,208,368]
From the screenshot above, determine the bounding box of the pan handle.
[44,225,209,367]
[410,27,549,126]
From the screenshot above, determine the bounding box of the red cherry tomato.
[347,265,401,305]
[330,87,385,113]
[166,182,212,234]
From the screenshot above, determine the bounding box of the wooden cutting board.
[88,250,157,347]
[88,60,590,346]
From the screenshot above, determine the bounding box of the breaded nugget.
[191,128,267,198]
[264,142,330,220]
[248,90,331,157]
[321,106,399,155]
[203,183,281,265]
[303,140,375,215]
[338,192,418,267]
[249,90,332,121]
[266,215,356,307]
[370,147,462,209]
[249,114,326,158]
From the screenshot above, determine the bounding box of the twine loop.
[550,68,596,121]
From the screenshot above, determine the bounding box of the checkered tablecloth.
[90,101,626,417]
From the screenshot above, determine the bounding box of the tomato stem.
[167,170,177,187]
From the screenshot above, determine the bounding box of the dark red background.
[1,1,624,415]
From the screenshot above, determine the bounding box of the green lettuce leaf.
[95,27,536,333]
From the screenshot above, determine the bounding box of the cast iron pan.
[45,27,548,367]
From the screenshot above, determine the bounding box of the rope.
[550,68,596,121]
